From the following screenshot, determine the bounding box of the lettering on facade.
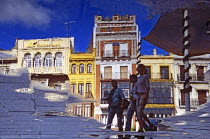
[71,79,76,81]
[26,42,61,48]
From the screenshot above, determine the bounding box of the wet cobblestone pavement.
[1,70,210,139]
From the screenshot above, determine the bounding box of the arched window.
[79,64,84,73]
[34,53,42,67]
[44,53,53,67]
[72,64,76,74]
[24,53,32,67]
[55,52,63,67]
[87,64,92,73]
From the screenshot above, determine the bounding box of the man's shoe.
[149,125,157,131]
[137,129,144,132]
[106,126,111,129]
[119,128,123,131]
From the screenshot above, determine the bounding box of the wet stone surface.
[1,71,210,138]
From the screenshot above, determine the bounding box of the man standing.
[106,80,125,131]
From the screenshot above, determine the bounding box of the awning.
[143,2,210,56]
[0,52,16,60]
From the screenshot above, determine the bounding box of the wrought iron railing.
[101,50,131,57]
[101,72,129,80]
[148,73,173,80]
[118,50,130,57]
[102,50,114,57]
[177,74,205,81]
[179,98,207,107]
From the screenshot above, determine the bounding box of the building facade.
[88,15,139,128]
[16,37,74,88]
[0,49,17,74]
[140,49,175,118]
[174,54,210,115]
[68,49,96,117]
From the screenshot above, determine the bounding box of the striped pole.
[183,9,192,111]
[136,32,141,65]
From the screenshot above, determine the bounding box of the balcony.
[179,98,207,108]
[101,72,129,80]
[118,50,130,57]
[149,73,173,80]
[177,74,205,82]
[102,50,114,57]
[27,67,63,74]
[101,50,131,58]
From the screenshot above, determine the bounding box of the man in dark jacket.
[105,80,125,131]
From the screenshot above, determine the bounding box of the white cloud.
[0,0,52,27]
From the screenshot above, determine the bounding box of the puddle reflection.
[107,135,153,139]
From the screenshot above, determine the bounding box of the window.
[149,82,173,104]
[24,53,32,67]
[34,53,42,67]
[78,84,84,95]
[86,83,92,92]
[145,66,151,79]
[180,90,185,105]
[104,66,112,79]
[86,83,92,98]
[87,64,92,73]
[197,66,204,81]
[107,27,111,32]
[197,90,207,105]
[180,65,185,81]
[120,66,128,79]
[55,52,63,67]
[44,53,53,67]
[160,66,169,79]
[104,43,113,57]
[119,43,128,56]
[79,64,84,73]
[71,84,76,93]
[118,82,130,99]
[101,82,130,102]
[72,64,76,74]
[101,82,112,98]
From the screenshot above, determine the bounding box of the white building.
[174,54,210,115]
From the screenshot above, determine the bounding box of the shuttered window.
[104,67,112,79]
[120,66,128,79]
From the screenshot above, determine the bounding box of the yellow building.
[68,49,96,117]
[140,49,175,118]
[16,37,74,88]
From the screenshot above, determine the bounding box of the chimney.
[153,49,157,55]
